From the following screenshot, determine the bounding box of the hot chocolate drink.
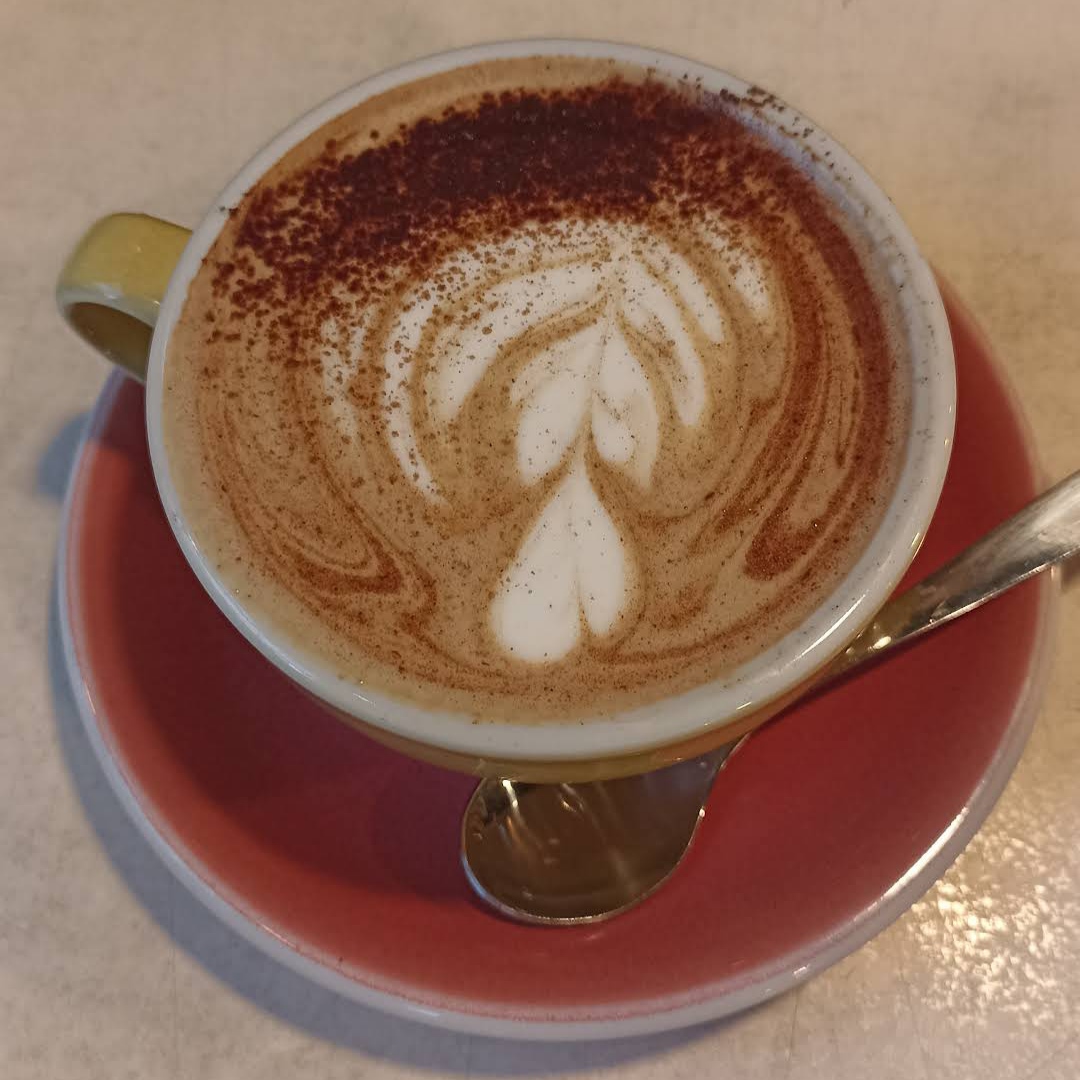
[162,56,907,720]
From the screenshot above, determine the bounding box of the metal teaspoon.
[461,469,1080,925]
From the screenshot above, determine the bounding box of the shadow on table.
[37,412,89,499]
[42,411,723,1074]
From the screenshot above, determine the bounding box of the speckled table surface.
[3,1,1079,1077]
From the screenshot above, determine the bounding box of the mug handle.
[56,213,192,382]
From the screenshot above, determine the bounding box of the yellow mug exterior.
[318,683,813,782]
[57,213,191,382]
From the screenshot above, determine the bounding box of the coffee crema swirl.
[164,57,906,720]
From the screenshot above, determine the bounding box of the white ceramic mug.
[57,39,955,780]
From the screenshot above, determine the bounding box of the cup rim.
[145,38,956,766]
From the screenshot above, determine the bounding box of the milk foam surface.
[163,57,907,721]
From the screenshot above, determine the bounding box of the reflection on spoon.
[462,469,1080,925]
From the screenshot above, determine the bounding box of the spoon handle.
[826,469,1080,681]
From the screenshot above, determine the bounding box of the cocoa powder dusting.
[219,80,774,322]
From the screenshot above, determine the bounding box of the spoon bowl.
[462,743,739,924]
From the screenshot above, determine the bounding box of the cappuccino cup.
[57,40,954,781]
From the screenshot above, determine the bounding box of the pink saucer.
[59,288,1056,1040]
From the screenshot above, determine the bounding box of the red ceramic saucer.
[59,287,1057,1040]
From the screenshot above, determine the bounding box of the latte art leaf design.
[376,221,737,661]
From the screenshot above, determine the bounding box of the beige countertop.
[3,1,1078,1076]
